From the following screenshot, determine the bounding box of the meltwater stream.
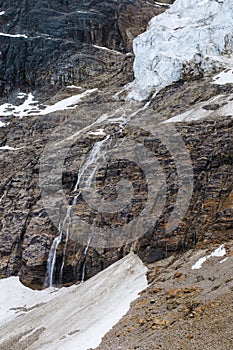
[44,136,110,287]
[44,100,150,287]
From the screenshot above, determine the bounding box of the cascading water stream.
[44,221,63,288]
[44,99,151,288]
[81,236,92,282]
[0,180,12,204]
[44,136,110,287]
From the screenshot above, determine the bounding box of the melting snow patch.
[0,145,23,151]
[92,45,124,55]
[0,11,5,15]
[162,94,233,123]
[192,244,226,270]
[0,32,28,38]
[0,277,65,324]
[128,0,233,100]
[0,89,97,118]
[88,128,106,136]
[0,93,38,118]
[66,85,82,89]
[0,120,6,127]
[0,253,147,350]
[213,69,233,85]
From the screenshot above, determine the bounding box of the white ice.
[213,69,233,85]
[88,128,106,136]
[154,1,170,7]
[0,277,66,324]
[162,94,233,123]
[0,253,147,350]
[128,0,233,100]
[0,89,97,118]
[66,85,82,89]
[0,32,28,38]
[92,45,124,55]
[0,145,22,151]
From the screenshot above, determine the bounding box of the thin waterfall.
[0,180,12,204]
[44,220,62,288]
[44,136,110,287]
[81,236,92,282]
[44,100,151,288]
[59,207,72,284]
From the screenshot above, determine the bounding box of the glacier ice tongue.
[128,0,233,101]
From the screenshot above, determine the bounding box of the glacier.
[128,0,233,100]
[0,254,147,350]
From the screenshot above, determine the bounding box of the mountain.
[0,0,232,299]
[0,0,232,290]
[0,0,232,348]
[0,0,179,288]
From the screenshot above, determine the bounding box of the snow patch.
[0,32,27,38]
[0,120,7,127]
[0,89,97,118]
[17,92,27,99]
[128,0,233,100]
[88,128,106,136]
[0,254,147,350]
[192,244,226,270]
[38,89,97,115]
[213,69,233,85]
[0,11,5,15]
[66,85,82,89]
[92,44,124,55]
[162,94,233,123]
[0,145,23,151]
[0,277,66,324]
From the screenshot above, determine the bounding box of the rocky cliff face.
[0,0,172,95]
[0,0,232,290]
[0,77,232,289]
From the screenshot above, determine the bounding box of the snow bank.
[213,68,233,85]
[0,277,66,324]
[162,93,233,123]
[128,0,233,100]
[192,244,226,270]
[0,253,147,350]
[0,89,97,118]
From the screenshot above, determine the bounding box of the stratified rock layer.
[0,0,170,95]
[0,76,232,288]
[0,0,232,289]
